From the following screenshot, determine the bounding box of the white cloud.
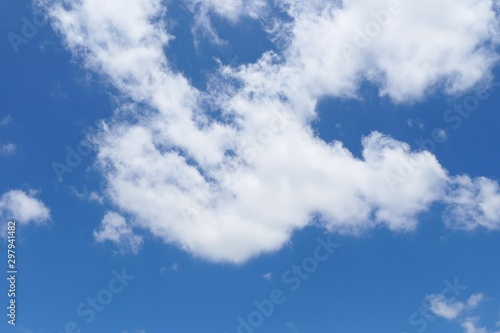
[444,176,500,231]
[274,0,499,102]
[0,115,11,127]
[427,294,466,320]
[93,212,142,253]
[462,317,489,333]
[87,191,103,203]
[72,188,104,204]
[160,263,179,274]
[467,294,486,308]
[434,128,448,142]
[44,0,500,263]
[0,190,50,225]
[185,0,268,46]
[427,293,484,320]
[262,272,272,280]
[0,143,17,155]
[407,118,425,130]
[424,292,500,333]
[0,117,17,156]
[185,0,267,22]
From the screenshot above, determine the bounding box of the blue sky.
[2,0,500,332]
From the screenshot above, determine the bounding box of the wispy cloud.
[0,143,17,155]
[286,321,300,333]
[444,176,500,231]
[0,115,12,126]
[407,118,425,130]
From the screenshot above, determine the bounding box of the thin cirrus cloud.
[42,0,500,263]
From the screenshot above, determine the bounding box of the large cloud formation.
[44,0,500,263]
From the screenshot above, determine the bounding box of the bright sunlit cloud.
[42,0,500,263]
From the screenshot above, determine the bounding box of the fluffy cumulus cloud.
[0,190,50,225]
[425,291,500,333]
[94,212,143,253]
[255,0,500,102]
[44,0,500,263]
